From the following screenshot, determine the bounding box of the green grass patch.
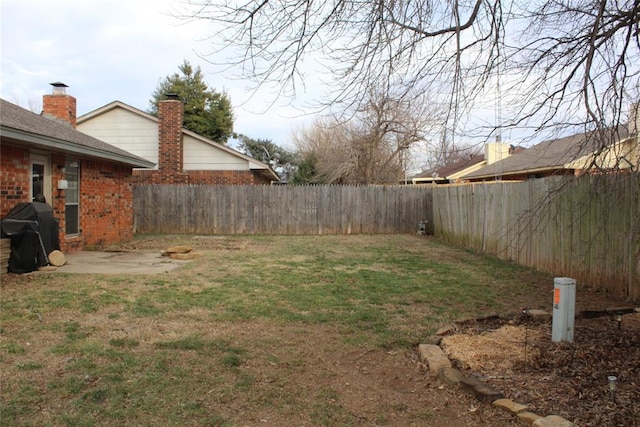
[129,296,164,317]
[2,341,26,355]
[154,335,246,368]
[109,338,139,348]
[221,353,242,367]
[16,361,45,371]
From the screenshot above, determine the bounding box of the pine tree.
[149,60,234,144]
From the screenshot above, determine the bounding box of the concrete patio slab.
[51,251,191,275]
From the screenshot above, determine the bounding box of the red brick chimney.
[156,94,188,184]
[42,82,77,128]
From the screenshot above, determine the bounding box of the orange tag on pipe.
[554,288,561,305]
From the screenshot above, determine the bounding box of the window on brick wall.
[65,160,80,235]
[30,153,51,203]
[32,163,44,200]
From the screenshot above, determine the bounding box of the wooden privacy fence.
[134,184,433,235]
[433,174,640,300]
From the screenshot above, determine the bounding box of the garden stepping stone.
[460,376,504,403]
[437,367,463,386]
[518,411,543,425]
[492,398,528,414]
[532,415,576,427]
[418,344,451,374]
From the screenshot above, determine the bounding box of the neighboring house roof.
[0,99,154,168]
[410,167,440,182]
[412,154,485,184]
[462,126,634,180]
[438,154,485,177]
[77,101,280,181]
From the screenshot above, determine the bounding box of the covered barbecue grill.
[1,201,60,273]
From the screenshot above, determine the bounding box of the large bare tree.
[177,0,639,147]
[292,89,436,184]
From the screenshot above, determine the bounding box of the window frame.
[64,159,80,236]
[30,153,51,203]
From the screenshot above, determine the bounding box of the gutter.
[1,126,156,169]
[463,166,567,181]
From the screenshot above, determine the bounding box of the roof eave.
[447,162,488,180]
[463,165,568,180]
[412,177,447,184]
[1,126,156,169]
[77,101,158,123]
[250,162,280,181]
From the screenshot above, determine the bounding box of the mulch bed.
[441,310,640,426]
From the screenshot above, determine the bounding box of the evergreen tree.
[236,134,295,164]
[236,134,299,181]
[149,60,234,144]
[290,153,324,184]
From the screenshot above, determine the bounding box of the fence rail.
[134,184,433,235]
[432,174,640,300]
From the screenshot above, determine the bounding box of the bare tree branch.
[176,0,639,151]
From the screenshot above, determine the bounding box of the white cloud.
[0,0,313,147]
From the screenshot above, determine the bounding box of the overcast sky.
[0,0,314,148]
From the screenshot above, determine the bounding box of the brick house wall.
[133,169,271,185]
[74,160,134,249]
[0,145,30,213]
[1,145,135,252]
[187,170,268,185]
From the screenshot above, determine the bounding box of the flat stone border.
[418,308,638,426]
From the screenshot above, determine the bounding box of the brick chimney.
[42,82,77,128]
[156,94,188,183]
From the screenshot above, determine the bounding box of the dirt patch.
[441,310,640,426]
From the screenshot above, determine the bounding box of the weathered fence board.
[134,184,433,236]
[433,174,640,300]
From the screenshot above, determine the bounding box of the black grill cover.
[1,202,60,273]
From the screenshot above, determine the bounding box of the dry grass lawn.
[0,234,622,426]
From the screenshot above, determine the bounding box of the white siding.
[77,108,159,167]
[183,135,249,171]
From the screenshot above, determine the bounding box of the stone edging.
[419,307,639,427]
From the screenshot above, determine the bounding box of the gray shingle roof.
[411,155,484,180]
[462,127,630,179]
[0,99,154,168]
[436,154,485,177]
